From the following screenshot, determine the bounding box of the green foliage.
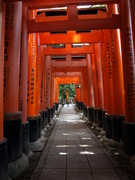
[59,84,75,100]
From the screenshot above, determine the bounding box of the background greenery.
[59,84,75,101]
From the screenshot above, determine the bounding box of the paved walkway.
[31,104,128,180]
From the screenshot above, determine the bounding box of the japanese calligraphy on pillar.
[45,56,51,108]
[19,33,23,111]
[27,33,36,105]
[41,60,43,108]
[126,27,135,111]
[4,4,11,103]
[110,30,116,69]
[84,68,88,92]
[94,56,98,81]
[106,32,112,79]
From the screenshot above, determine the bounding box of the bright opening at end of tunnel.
[59,84,75,104]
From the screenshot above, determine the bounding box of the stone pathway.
[31,104,129,180]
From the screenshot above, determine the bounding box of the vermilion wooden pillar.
[80,76,83,105]
[119,0,135,155]
[50,72,55,118]
[79,76,83,111]
[40,46,47,127]
[82,67,89,117]
[45,56,51,123]
[4,2,28,178]
[100,43,108,131]
[27,11,39,148]
[19,5,28,124]
[107,4,125,142]
[40,46,44,111]
[19,5,30,156]
[53,77,57,112]
[55,79,59,111]
[36,33,42,139]
[75,82,79,102]
[0,1,8,179]
[104,30,114,139]
[130,1,135,49]
[91,54,98,109]
[55,79,59,103]
[4,0,23,165]
[43,55,46,110]
[100,44,107,111]
[75,77,82,110]
[94,43,104,128]
[36,34,41,115]
[91,53,99,125]
[75,84,80,109]
[0,0,5,143]
[86,54,95,122]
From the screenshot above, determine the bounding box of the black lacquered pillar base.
[27,115,38,143]
[89,107,95,122]
[102,110,107,131]
[83,104,87,117]
[53,104,56,116]
[39,110,44,130]
[51,107,53,119]
[97,108,103,128]
[47,108,51,123]
[93,109,98,125]
[38,114,42,139]
[78,102,81,110]
[44,110,48,126]
[5,113,28,179]
[112,115,125,142]
[80,102,83,111]
[4,112,22,162]
[87,107,90,120]
[105,114,113,139]
[22,121,30,156]
[123,122,135,156]
[55,103,58,111]
[84,106,87,117]
[0,138,8,180]
[76,100,78,108]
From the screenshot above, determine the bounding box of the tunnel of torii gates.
[0,0,135,179]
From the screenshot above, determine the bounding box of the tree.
[59,84,75,100]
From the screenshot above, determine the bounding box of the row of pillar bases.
[76,101,135,156]
[0,103,59,180]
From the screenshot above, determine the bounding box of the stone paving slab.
[67,169,93,180]
[39,169,66,180]
[31,104,129,180]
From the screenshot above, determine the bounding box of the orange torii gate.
[56,77,80,102]
[43,44,93,55]
[52,67,84,103]
[40,31,104,45]
[54,73,82,103]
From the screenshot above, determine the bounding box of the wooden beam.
[40,31,104,45]
[28,14,120,33]
[56,77,80,84]
[22,0,120,9]
[52,67,83,73]
[51,59,87,67]
[54,72,82,77]
[43,45,93,55]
